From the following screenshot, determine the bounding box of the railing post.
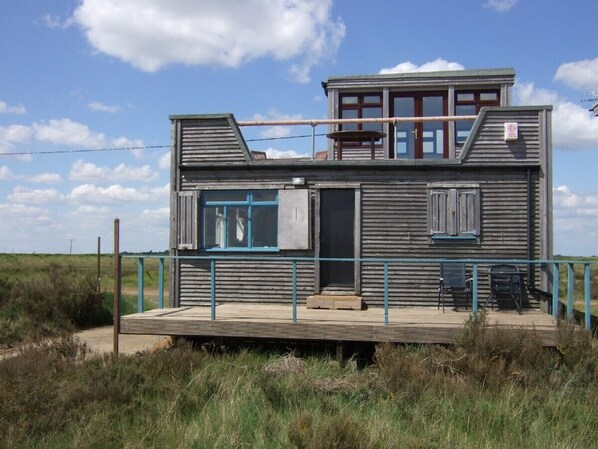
[210,259,216,320]
[292,260,297,323]
[137,257,144,313]
[384,262,389,325]
[567,263,574,320]
[552,263,560,318]
[113,218,120,358]
[158,257,165,309]
[472,263,478,315]
[584,263,591,330]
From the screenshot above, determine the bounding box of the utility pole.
[69,239,73,255]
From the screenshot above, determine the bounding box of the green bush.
[0,266,111,347]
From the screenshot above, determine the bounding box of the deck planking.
[120,304,559,346]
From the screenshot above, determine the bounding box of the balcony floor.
[120,303,559,346]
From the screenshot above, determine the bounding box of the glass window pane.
[341,96,358,104]
[363,95,381,104]
[203,191,247,202]
[423,123,444,158]
[456,119,474,144]
[341,109,358,131]
[423,96,443,117]
[226,206,248,248]
[362,107,382,132]
[456,105,476,116]
[480,92,498,102]
[252,190,277,202]
[252,207,277,248]
[457,93,474,102]
[203,206,225,248]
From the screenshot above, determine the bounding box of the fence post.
[292,260,297,323]
[584,263,591,330]
[210,259,216,320]
[137,257,144,313]
[567,263,574,320]
[552,263,560,318]
[158,257,164,309]
[384,262,389,325]
[113,218,120,358]
[472,263,478,315]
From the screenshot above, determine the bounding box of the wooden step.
[306,295,363,310]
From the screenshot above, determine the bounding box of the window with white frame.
[201,190,278,250]
[428,184,480,239]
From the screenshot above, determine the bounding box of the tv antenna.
[581,90,598,103]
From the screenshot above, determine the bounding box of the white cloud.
[264,148,308,159]
[73,0,345,82]
[27,173,63,184]
[69,160,159,183]
[8,186,65,204]
[72,205,110,215]
[379,58,464,75]
[0,101,26,115]
[158,152,171,170]
[33,118,107,148]
[553,185,598,255]
[554,57,598,92]
[252,108,303,139]
[0,166,15,180]
[68,183,169,204]
[515,82,598,151]
[0,204,49,226]
[0,125,33,152]
[141,207,169,222]
[484,0,517,12]
[88,101,121,113]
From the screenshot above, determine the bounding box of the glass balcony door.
[392,93,447,159]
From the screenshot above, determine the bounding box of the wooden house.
[166,68,552,311]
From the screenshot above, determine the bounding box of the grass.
[0,316,597,448]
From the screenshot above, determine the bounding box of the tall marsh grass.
[1,318,597,449]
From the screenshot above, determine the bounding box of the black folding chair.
[438,262,472,312]
[483,264,523,314]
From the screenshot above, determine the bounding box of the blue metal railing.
[121,256,594,330]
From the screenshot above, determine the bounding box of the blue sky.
[1,0,597,255]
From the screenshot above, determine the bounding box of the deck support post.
[292,260,297,323]
[472,263,478,315]
[210,259,216,320]
[336,340,344,362]
[158,257,165,309]
[584,263,591,330]
[137,257,144,313]
[552,263,560,318]
[567,263,574,320]
[113,218,120,358]
[383,262,389,325]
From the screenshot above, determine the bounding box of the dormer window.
[340,93,383,150]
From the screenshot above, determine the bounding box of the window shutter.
[458,189,479,235]
[278,189,310,249]
[177,191,198,250]
[447,189,458,236]
[430,190,449,235]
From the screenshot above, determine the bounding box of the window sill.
[202,247,280,253]
[431,235,477,241]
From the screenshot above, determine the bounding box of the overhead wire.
[0,133,328,157]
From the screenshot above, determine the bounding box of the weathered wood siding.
[170,111,549,309]
[461,108,544,164]
[179,117,250,164]
[178,258,313,306]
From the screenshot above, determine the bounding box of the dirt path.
[76,326,170,355]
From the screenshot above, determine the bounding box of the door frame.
[391,92,448,159]
[314,186,361,294]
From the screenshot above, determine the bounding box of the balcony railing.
[117,255,594,330]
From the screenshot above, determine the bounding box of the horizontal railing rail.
[120,255,594,330]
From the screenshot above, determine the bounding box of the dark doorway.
[320,189,355,288]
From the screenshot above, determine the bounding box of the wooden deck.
[120,304,559,346]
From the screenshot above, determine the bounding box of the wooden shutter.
[278,189,310,249]
[177,191,198,250]
[458,189,479,235]
[429,190,449,235]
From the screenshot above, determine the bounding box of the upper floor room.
[323,68,515,160]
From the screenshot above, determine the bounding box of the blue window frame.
[201,190,278,251]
